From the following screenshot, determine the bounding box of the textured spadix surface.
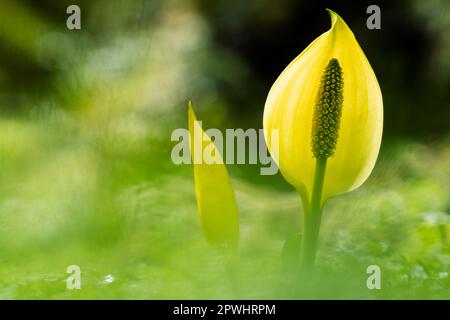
[263,10,383,202]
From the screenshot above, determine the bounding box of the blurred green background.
[0,0,448,299]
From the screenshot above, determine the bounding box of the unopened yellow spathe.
[188,102,239,249]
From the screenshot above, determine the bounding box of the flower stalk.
[300,158,326,273]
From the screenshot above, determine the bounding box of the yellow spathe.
[188,102,239,249]
[263,9,383,203]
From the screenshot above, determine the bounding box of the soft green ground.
[0,114,448,299]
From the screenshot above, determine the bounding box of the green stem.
[300,158,327,274]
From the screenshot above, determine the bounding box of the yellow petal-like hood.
[188,102,239,249]
[263,9,383,202]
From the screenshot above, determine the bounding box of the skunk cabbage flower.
[263,10,383,270]
[188,102,239,250]
[263,9,383,203]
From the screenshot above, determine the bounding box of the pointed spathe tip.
[325,8,337,15]
[187,100,196,121]
[324,9,348,34]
